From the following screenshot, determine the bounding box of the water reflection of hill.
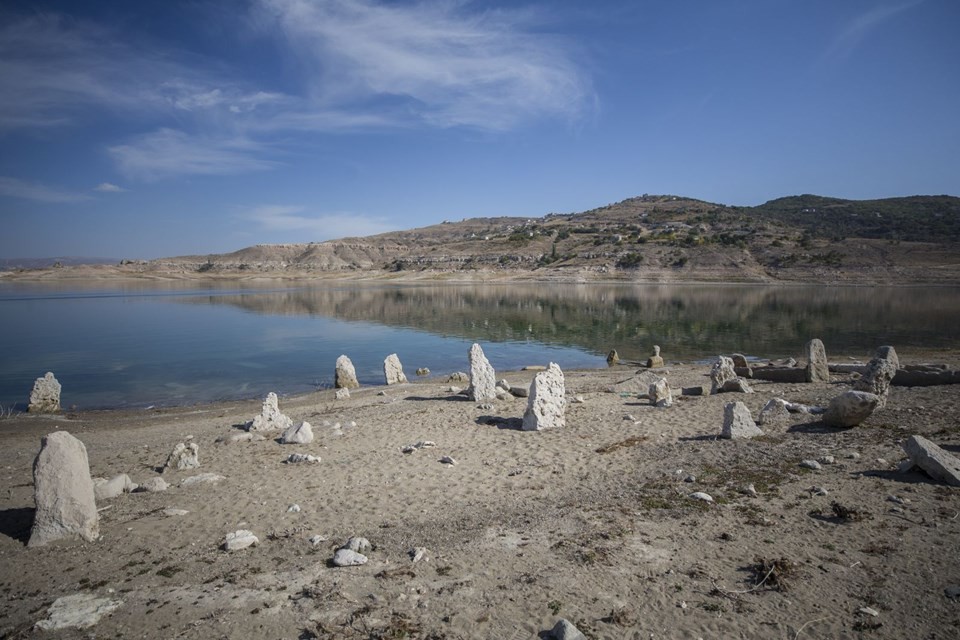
[187,284,960,360]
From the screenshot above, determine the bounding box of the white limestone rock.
[822,390,880,427]
[649,377,672,407]
[901,435,960,486]
[468,343,497,402]
[383,353,408,385]
[721,401,763,439]
[285,453,320,464]
[550,618,587,640]
[853,347,899,408]
[522,362,566,431]
[335,355,360,389]
[35,593,122,630]
[335,388,350,400]
[28,372,61,413]
[689,491,714,503]
[280,421,314,445]
[222,530,259,551]
[163,442,199,472]
[29,431,99,547]
[332,548,367,566]
[758,398,791,426]
[805,338,830,382]
[135,477,169,493]
[247,392,294,433]
[710,356,738,394]
[93,474,137,501]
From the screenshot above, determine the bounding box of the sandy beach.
[1,352,959,639]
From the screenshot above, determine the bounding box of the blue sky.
[1,0,958,259]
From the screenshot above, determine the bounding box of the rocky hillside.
[12,194,960,284]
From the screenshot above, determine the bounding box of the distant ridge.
[0,256,119,271]
[6,194,959,284]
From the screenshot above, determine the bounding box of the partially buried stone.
[35,594,122,631]
[646,345,664,368]
[135,477,169,493]
[335,388,350,400]
[222,530,259,551]
[757,398,791,426]
[522,362,566,431]
[416,367,430,377]
[710,356,737,394]
[721,401,763,439]
[550,619,587,640]
[285,453,319,464]
[28,372,61,413]
[335,355,360,389]
[822,390,879,427]
[29,431,99,547]
[900,435,960,486]
[332,548,367,567]
[606,349,620,366]
[247,392,294,432]
[383,353,408,385]
[280,421,314,444]
[853,346,898,408]
[163,442,199,472]
[649,377,672,407]
[93,474,137,501]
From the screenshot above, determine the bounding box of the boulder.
[901,435,960,486]
[280,421,314,444]
[332,548,367,566]
[853,347,899,408]
[467,343,497,403]
[757,398,791,426]
[383,353,408,385]
[720,378,754,393]
[721,401,763,439]
[29,431,99,547]
[28,372,61,413]
[92,474,137,501]
[822,390,879,427]
[646,345,665,368]
[649,377,672,407]
[522,363,566,431]
[163,442,199,472]
[134,477,169,493]
[335,355,360,389]
[730,354,749,368]
[710,356,737,394]
[247,392,294,432]
[805,338,830,382]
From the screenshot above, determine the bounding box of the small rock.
[845,452,861,460]
[800,460,822,470]
[945,585,960,599]
[570,395,585,404]
[332,548,368,567]
[309,535,326,546]
[858,606,879,617]
[810,486,829,496]
[285,453,320,464]
[684,475,696,483]
[135,477,169,493]
[721,401,763,439]
[163,442,199,472]
[741,483,758,498]
[689,492,714,503]
[343,536,371,553]
[287,504,301,513]
[222,530,259,551]
[410,547,428,562]
[550,618,587,640]
[819,455,836,465]
[416,367,430,377]
[440,456,457,465]
[335,388,350,400]
[280,421,314,445]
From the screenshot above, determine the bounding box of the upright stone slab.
[721,402,763,439]
[522,363,566,431]
[853,346,899,408]
[646,345,664,368]
[29,431,99,547]
[28,372,61,413]
[710,356,737,394]
[901,435,960,486]
[248,392,294,432]
[805,339,829,383]
[822,390,879,427]
[468,343,497,403]
[383,354,408,385]
[649,377,672,407]
[335,355,360,389]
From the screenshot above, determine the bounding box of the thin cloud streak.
[822,1,924,62]
[245,204,396,240]
[253,0,592,129]
[108,129,278,180]
[0,176,91,203]
[94,182,126,193]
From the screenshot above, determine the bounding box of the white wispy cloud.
[245,204,396,239]
[822,1,924,61]
[0,176,91,203]
[255,0,592,130]
[94,182,126,193]
[108,129,278,180]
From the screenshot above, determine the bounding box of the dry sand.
[1,354,960,639]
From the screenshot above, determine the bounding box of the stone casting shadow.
[0,507,35,544]
[861,468,938,486]
[476,415,524,431]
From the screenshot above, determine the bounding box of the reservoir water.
[1,281,958,410]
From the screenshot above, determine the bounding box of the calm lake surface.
[1,281,958,410]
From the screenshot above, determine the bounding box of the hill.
[6,194,960,284]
